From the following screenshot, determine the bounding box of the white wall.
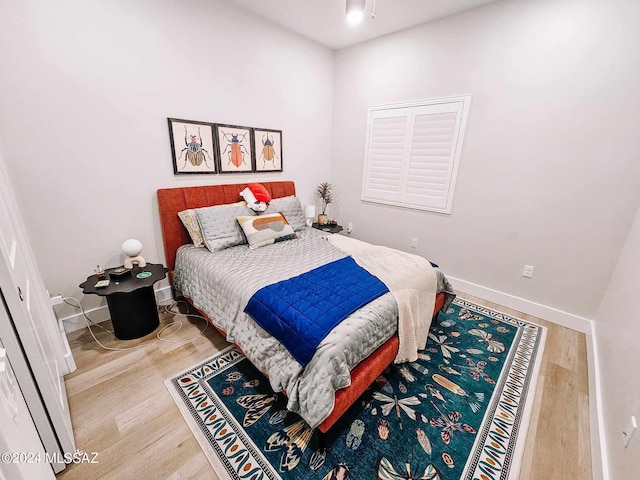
[595,204,640,477]
[0,0,334,316]
[331,0,640,320]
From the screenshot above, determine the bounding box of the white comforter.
[326,234,437,363]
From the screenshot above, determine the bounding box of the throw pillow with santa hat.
[239,183,272,213]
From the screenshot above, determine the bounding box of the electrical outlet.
[347,223,353,234]
[410,237,418,248]
[50,294,64,306]
[623,416,637,448]
[522,265,534,278]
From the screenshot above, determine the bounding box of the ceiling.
[222,0,496,50]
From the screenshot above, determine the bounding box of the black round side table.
[79,263,168,340]
[312,222,343,234]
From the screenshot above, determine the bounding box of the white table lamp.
[122,238,146,268]
[304,205,316,227]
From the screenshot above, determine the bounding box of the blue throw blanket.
[244,257,389,366]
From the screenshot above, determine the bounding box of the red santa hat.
[245,183,271,203]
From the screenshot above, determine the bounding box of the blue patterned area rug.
[165,298,546,480]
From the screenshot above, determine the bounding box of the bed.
[157,181,455,432]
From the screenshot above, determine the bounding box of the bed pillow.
[263,196,306,232]
[178,201,248,248]
[236,213,298,249]
[195,202,255,251]
[177,209,205,248]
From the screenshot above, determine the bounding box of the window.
[361,95,471,214]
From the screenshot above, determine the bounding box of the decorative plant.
[315,182,334,215]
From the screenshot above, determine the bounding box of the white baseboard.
[59,286,174,333]
[447,276,592,333]
[448,276,608,479]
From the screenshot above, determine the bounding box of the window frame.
[361,95,472,215]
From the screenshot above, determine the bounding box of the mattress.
[173,227,455,428]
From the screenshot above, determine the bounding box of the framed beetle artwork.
[253,128,283,172]
[215,124,254,173]
[168,118,217,174]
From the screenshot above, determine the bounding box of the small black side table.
[79,263,168,340]
[312,222,343,234]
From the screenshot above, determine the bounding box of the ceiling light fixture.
[346,0,366,25]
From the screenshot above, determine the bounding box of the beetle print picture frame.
[253,128,283,172]
[215,124,254,173]
[168,118,217,174]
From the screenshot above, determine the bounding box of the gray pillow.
[263,196,306,231]
[195,203,255,251]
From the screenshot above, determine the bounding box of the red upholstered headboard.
[157,181,296,275]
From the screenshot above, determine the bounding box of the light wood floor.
[57,293,593,479]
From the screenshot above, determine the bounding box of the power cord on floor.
[62,297,208,351]
[64,297,114,334]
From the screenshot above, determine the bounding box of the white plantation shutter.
[362,108,410,203]
[362,96,471,214]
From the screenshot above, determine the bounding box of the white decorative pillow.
[236,213,297,249]
[263,196,306,231]
[195,202,254,251]
[178,209,205,248]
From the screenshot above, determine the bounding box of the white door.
[0,152,75,471]
[0,339,56,480]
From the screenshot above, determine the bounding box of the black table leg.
[106,286,160,340]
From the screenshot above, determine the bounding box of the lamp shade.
[122,238,142,257]
[304,205,316,218]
